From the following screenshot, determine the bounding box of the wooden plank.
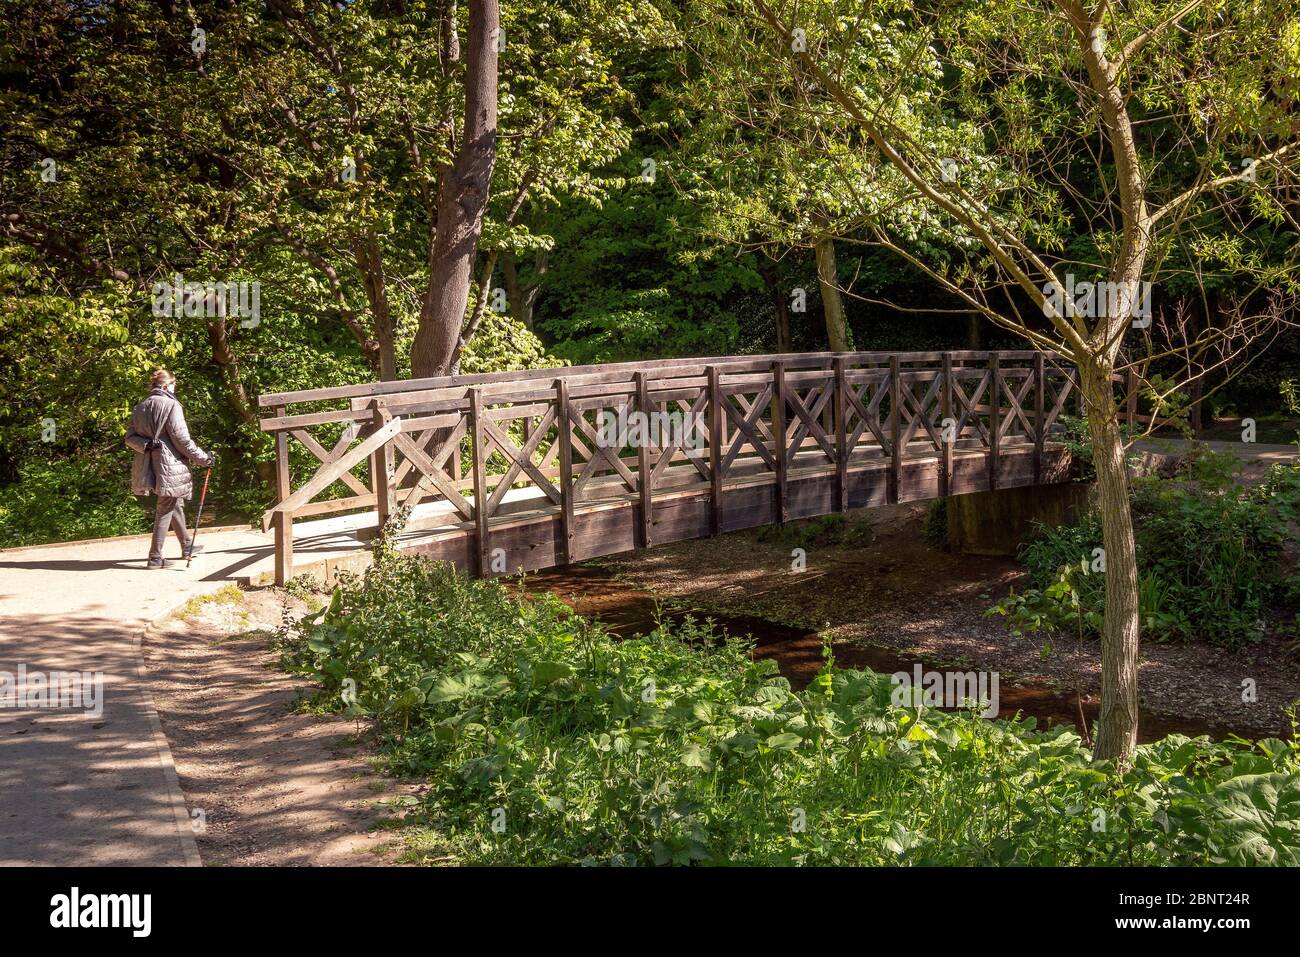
[259,351,970,408]
[556,378,575,563]
[273,405,293,585]
[258,349,1058,412]
[371,404,396,529]
[834,356,848,512]
[708,366,723,536]
[261,407,374,433]
[888,355,901,504]
[989,354,1001,491]
[470,388,492,577]
[391,431,475,520]
[293,492,377,519]
[941,353,953,497]
[289,429,370,497]
[773,360,788,523]
[261,416,402,532]
[1033,352,1045,484]
[635,371,653,548]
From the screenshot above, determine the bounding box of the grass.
[177,582,245,620]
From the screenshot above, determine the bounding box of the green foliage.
[992,473,1291,649]
[279,553,1300,865]
[535,172,754,363]
[456,310,561,377]
[1054,414,1144,482]
[0,246,163,473]
[922,498,949,548]
[0,457,148,548]
[1260,460,1300,526]
[754,512,873,551]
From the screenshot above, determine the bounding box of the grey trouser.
[149,495,191,562]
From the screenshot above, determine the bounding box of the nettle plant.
[279,551,1300,865]
[678,0,1300,763]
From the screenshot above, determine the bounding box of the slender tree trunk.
[500,249,547,332]
[411,0,499,377]
[356,230,397,380]
[451,248,499,373]
[206,318,276,488]
[1190,290,1218,434]
[1079,353,1140,764]
[813,235,850,351]
[758,254,792,352]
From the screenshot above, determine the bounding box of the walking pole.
[187,462,213,568]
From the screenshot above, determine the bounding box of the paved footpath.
[1131,439,1298,481]
[0,521,364,866]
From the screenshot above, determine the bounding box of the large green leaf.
[1206,773,1300,866]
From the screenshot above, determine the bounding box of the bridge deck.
[257,351,1079,583]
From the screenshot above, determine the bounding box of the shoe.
[148,559,177,569]
[184,544,205,559]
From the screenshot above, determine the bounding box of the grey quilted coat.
[125,388,210,499]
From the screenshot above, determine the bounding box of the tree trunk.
[411,0,499,377]
[356,230,397,380]
[758,254,792,352]
[501,248,547,332]
[1079,355,1140,765]
[1190,289,1219,434]
[813,235,850,351]
[206,318,276,489]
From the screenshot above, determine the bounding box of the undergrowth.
[278,549,1300,866]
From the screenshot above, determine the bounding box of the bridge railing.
[256,350,1081,583]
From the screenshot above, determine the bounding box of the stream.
[520,564,1247,744]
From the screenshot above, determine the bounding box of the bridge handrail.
[256,349,1061,411]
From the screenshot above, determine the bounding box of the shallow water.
[519,564,1251,744]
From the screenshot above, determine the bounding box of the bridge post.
[635,371,653,548]
[272,404,293,586]
[469,387,491,577]
[1034,352,1045,484]
[555,378,576,563]
[834,356,848,512]
[708,366,723,536]
[888,354,901,504]
[772,360,788,523]
[989,353,1001,491]
[369,401,396,530]
[940,353,953,497]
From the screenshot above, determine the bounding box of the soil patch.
[142,587,415,865]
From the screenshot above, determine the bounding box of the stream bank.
[516,501,1297,743]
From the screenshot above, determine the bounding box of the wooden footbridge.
[257,351,1079,585]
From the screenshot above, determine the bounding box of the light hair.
[150,369,176,389]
